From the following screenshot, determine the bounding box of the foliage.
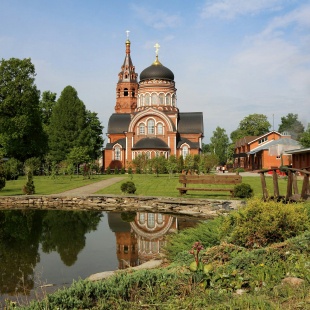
[39,90,57,131]
[2,158,22,180]
[299,123,310,148]
[0,177,5,190]
[230,113,271,142]
[132,154,148,174]
[22,171,35,195]
[24,157,41,175]
[120,181,136,194]
[120,211,136,222]
[165,217,222,261]
[210,126,229,164]
[199,153,219,173]
[220,198,309,248]
[233,183,253,198]
[0,58,47,161]
[151,155,167,175]
[67,146,91,174]
[278,113,304,140]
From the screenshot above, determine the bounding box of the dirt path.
[57,176,126,196]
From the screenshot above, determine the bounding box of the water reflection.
[0,209,200,303]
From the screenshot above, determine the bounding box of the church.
[104,36,204,171]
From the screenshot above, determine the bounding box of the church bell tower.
[114,31,138,114]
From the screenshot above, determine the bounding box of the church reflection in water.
[108,212,200,269]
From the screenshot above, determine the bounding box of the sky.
[1,0,309,143]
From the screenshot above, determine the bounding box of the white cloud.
[130,4,181,29]
[201,0,286,19]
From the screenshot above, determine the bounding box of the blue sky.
[1,0,309,143]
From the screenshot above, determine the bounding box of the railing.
[257,167,310,201]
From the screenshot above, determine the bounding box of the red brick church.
[104,36,204,170]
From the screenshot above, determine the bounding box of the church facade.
[104,38,204,170]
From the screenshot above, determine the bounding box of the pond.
[0,209,201,305]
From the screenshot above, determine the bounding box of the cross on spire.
[154,43,160,56]
[126,30,130,39]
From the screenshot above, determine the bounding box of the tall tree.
[299,123,310,148]
[48,86,87,162]
[278,113,304,140]
[39,90,57,131]
[0,58,47,161]
[230,113,271,143]
[77,110,104,160]
[210,126,229,164]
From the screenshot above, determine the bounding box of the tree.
[39,91,57,131]
[0,58,47,161]
[231,114,271,143]
[299,123,310,148]
[278,113,304,140]
[48,86,87,162]
[67,146,91,175]
[77,110,104,160]
[210,127,229,164]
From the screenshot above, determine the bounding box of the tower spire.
[153,43,162,65]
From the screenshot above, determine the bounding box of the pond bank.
[0,195,245,219]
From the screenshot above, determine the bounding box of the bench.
[177,174,242,196]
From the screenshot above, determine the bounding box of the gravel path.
[57,176,126,196]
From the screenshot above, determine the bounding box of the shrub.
[22,171,35,195]
[233,183,253,198]
[0,177,5,191]
[105,167,111,174]
[120,181,136,194]
[221,198,310,248]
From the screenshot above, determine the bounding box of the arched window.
[139,213,145,224]
[124,88,128,96]
[114,146,121,160]
[145,94,150,105]
[151,93,157,105]
[147,119,155,134]
[132,89,135,97]
[157,123,163,135]
[159,93,164,105]
[165,94,170,105]
[139,123,145,135]
[157,214,163,224]
[172,94,176,106]
[182,145,189,158]
[147,213,155,228]
[146,151,151,159]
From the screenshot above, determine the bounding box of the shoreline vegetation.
[1,173,310,309]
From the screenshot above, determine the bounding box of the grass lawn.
[0,174,116,196]
[0,172,299,198]
[95,173,296,199]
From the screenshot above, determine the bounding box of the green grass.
[0,174,117,196]
[96,173,297,199]
[0,172,300,199]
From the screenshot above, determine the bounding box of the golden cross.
[126,30,130,39]
[154,43,160,56]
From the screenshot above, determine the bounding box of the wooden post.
[301,173,309,200]
[260,172,268,200]
[272,170,279,198]
[286,170,293,200]
[292,172,299,195]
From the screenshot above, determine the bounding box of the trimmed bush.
[120,181,136,194]
[22,171,35,195]
[221,198,310,248]
[233,183,253,198]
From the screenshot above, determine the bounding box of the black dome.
[140,63,174,81]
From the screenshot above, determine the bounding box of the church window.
[139,213,145,224]
[114,146,121,160]
[147,119,155,134]
[172,94,176,106]
[124,88,128,96]
[157,123,163,135]
[145,94,150,105]
[182,145,189,158]
[147,213,155,228]
[157,214,163,224]
[165,94,170,105]
[139,123,145,135]
[124,245,129,254]
[151,93,157,105]
[132,89,135,97]
[146,151,150,159]
[159,93,164,105]
[156,151,160,157]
